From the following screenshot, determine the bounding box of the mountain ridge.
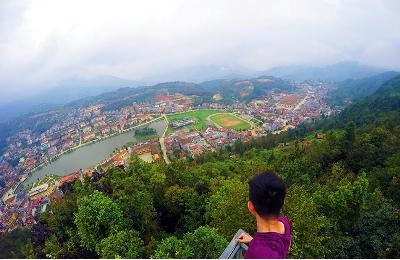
[261,61,385,81]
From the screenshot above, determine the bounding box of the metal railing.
[219,229,249,259]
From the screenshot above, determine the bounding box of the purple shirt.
[244,216,291,259]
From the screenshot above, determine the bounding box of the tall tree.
[96,230,144,258]
[74,191,125,251]
[206,178,255,238]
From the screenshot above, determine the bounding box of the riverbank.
[15,116,164,190]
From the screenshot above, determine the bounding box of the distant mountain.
[339,75,400,125]
[261,61,385,81]
[0,102,63,123]
[0,75,145,121]
[327,71,400,107]
[142,64,253,83]
[320,74,400,130]
[143,61,388,83]
[33,75,145,104]
[287,74,400,141]
[199,76,294,103]
[67,76,294,111]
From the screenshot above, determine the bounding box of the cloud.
[0,0,399,102]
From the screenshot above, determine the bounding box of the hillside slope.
[67,76,293,110]
[288,75,400,138]
[327,71,399,107]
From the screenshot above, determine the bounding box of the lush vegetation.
[2,76,400,258]
[326,71,399,108]
[166,109,221,133]
[0,228,33,258]
[199,76,294,104]
[134,127,158,141]
[209,113,251,131]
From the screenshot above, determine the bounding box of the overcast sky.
[1,0,400,102]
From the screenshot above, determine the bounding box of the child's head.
[248,171,286,219]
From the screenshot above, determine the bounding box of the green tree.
[356,189,400,258]
[343,121,356,152]
[151,236,192,259]
[41,192,83,258]
[152,226,227,259]
[178,189,207,233]
[74,191,125,251]
[96,230,144,259]
[100,166,157,235]
[182,226,227,259]
[233,139,246,155]
[329,173,368,232]
[283,185,330,258]
[0,228,33,258]
[206,178,254,238]
[43,235,63,259]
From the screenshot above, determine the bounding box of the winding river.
[22,119,166,186]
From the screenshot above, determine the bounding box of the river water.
[23,119,166,186]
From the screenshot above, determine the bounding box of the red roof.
[189,144,198,150]
[138,114,150,120]
[59,171,81,186]
[5,195,16,205]
[282,95,299,105]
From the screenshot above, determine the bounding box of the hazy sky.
[1,0,400,101]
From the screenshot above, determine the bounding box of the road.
[294,94,308,111]
[159,114,171,164]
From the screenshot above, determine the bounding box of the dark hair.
[248,171,286,218]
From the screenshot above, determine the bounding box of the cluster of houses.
[1,176,61,232]
[164,127,254,159]
[99,139,161,172]
[0,168,105,233]
[203,127,253,149]
[165,130,214,158]
[153,93,194,114]
[247,83,332,133]
[0,104,154,199]
[128,139,161,163]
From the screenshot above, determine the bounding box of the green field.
[166,109,221,134]
[209,113,251,131]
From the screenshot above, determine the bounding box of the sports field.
[166,109,221,134]
[209,113,251,131]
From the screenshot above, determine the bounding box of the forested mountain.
[291,75,400,133]
[262,61,384,81]
[67,76,293,110]
[199,76,294,103]
[327,71,399,107]
[2,76,400,259]
[141,64,253,83]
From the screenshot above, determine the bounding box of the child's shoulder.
[277,215,292,235]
